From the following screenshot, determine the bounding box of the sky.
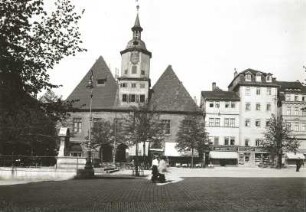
[47,0,306,104]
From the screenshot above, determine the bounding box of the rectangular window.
[302,123,306,131]
[73,118,82,133]
[294,123,299,131]
[140,83,145,88]
[303,96,305,102]
[131,83,136,88]
[294,107,299,115]
[162,120,171,134]
[256,88,261,95]
[230,137,235,146]
[215,118,220,127]
[229,118,235,127]
[214,137,219,146]
[245,119,250,127]
[140,95,145,103]
[209,102,214,108]
[225,102,230,108]
[255,139,261,146]
[130,94,136,102]
[256,103,261,111]
[224,118,229,127]
[285,95,291,101]
[295,96,298,101]
[97,78,106,86]
[267,88,271,95]
[287,107,291,115]
[141,70,145,75]
[209,118,214,126]
[224,137,229,145]
[215,101,220,108]
[255,119,261,127]
[132,65,137,74]
[245,87,250,96]
[245,103,251,111]
[122,94,127,102]
[286,122,291,130]
[266,103,271,111]
[120,83,127,88]
[245,139,249,147]
[231,102,236,108]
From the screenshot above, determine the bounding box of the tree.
[0,0,85,154]
[261,114,300,169]
[123,105,165,169]
[90,118,125,163]
[176,114,209,168]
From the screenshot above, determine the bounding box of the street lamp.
[84,72,94,177]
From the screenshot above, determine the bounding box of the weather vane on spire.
[136,0,140,13]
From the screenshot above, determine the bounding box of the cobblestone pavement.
[0,168,305,211]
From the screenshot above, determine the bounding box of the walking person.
[158,156,167,183]
[296,158,301,172]
[151,155,159,182]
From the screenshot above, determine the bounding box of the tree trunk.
[277,149,283,169]
[191,148,194,168]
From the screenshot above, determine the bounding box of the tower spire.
[132,0,142,39]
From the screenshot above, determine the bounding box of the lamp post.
[132,108,140,176]
[84,72,94,177]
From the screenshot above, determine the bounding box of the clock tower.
[118,12,152,107]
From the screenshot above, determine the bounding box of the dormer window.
[266,75,272,82]
[97,78,106,86]
[245,74,251,82]
[256,73,261,82]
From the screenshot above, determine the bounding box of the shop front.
[285,152,305,166]
[209,151,238,166]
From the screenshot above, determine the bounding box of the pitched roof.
[201,90,240,101]
[276,81,305,93]
[149,65,199,112]
[66,56,118,109]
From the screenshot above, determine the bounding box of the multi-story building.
[277,81,306,162]
[202,69,306,167]
[64,12,200,165]
[201,83,240,166]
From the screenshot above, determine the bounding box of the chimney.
[234,68,238,77]
[212,82,216,91]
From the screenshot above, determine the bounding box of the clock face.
[130,51,139,64]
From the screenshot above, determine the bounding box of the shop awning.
[164,143,198,157]
[285,152,305,160]
[209,151,238,159]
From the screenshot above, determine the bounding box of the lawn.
[0,177,304,211]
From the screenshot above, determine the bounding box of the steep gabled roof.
[149,65,199,112]
[66,56,118,109]
[201,90,240,101]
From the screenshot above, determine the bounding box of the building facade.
[201,69,306,167]
[64,13,201,166]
